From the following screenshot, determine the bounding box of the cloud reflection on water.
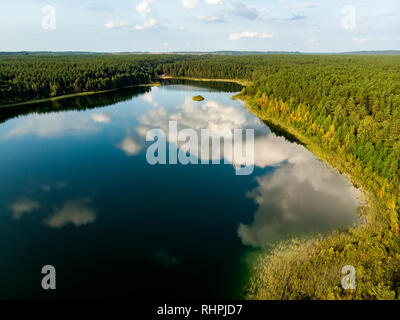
[138,93,361,247]
[238,134,361,247]
[137,97,261,166]
[4,111,112,139]
[4,88,361,244]
[9,198,40,220]
[9,195,97,228]
[44,198,97,228]
[91,113,111,124]
[118,136,143,156]
[142,91,160,107]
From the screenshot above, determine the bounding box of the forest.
[0,54,182,105]
[164,55,400,188]
[1,53,400,299]
[0,85,151,125]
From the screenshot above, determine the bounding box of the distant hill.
[340,50,400,55]
[0,51,102,56]
[0,50,399,56]
[170,51,304,55]
[0,51,151,56]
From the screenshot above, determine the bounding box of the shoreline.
[165,78,374,298]
[0,77,246,109]
[0,82,161,109]
[232,94,393,300]
[235,93,372,216]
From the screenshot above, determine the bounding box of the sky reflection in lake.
[135,88,360,246]
[0,82,360,299]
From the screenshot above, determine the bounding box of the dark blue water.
[0,81,360,299]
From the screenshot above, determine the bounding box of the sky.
[0,0,399,52]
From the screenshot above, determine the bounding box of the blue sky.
[0,0,399,52]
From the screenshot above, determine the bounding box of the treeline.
[163,54,400,299]
[163,54,257,79]
[163,78,243,92]
[0,54,183,105]
[0,86,151,125]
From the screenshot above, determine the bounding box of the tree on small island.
[192,95,205,101]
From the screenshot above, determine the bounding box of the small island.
[192,95,205,101]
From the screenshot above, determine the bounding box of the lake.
[0,80,360,299]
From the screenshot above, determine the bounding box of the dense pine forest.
[165,55,400,187]
[1,53,400,299]
[0,54,182,105]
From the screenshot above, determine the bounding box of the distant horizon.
[1,0,399,52]
[1,50,400,55]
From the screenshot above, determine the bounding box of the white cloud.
[229,31,274,40]
[105,0,158,32]
[294,2,318,11]
[105,21,130,29]
[136,1,152,17]
[205,0,223,4]
[307,37,319,48]
[118,137,142,156]
[9,198,40,220]
[182,0,199,9]
[197,15,223,23]
[353,37,370,43]
[134,18,158,30]
[280,0,318,12]
[134,0,157,31]
[230,3,259,20]
[44,198,96,228]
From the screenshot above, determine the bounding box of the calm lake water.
[0,80,360,299]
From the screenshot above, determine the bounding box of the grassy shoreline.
[235,94,400,300]
[236,94,370,199]
[0,82,160,109]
